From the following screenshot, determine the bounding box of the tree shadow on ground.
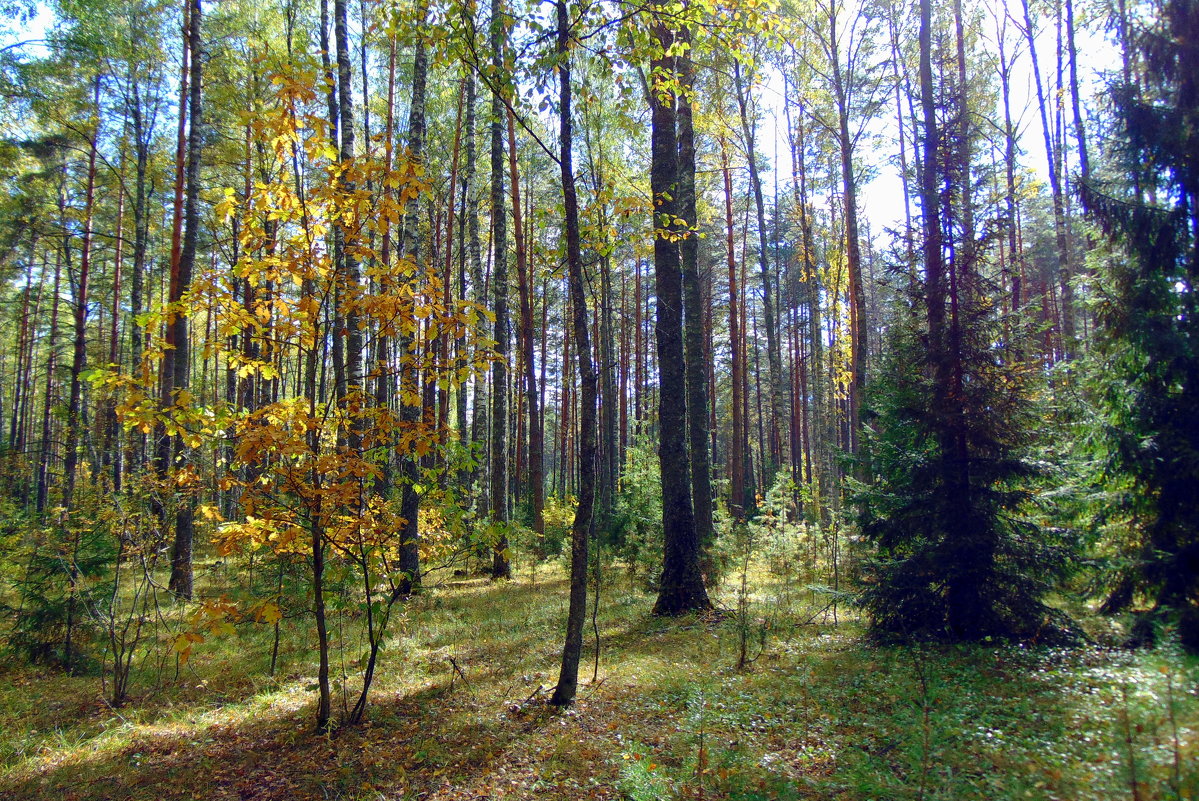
[3,574,1191,801]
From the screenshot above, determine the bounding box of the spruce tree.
[857,0,1070,641]
[1082,0,1199,650]
[856,280,1070,641]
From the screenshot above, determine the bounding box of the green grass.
[0,559,1195,800]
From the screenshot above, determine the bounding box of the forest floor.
[0,561,1195,801]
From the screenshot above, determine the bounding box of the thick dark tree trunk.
[649,10,711,617]
[334,0,364,442]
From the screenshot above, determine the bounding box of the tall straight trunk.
[952,0,975,250]
[739,207,757,503]
[597,249,617,529]
[301,270,331,731]
[154,0,189,486]
[396,3,429,593]
[465,74,486,491]
[456,68,471,467]
[334,0,364,443]
[676,27,713,560]
[920,0,944,402]
[796,308,813,490]
[650,9,710,617]
[63,78,101,515]
[751,299,766,496]
[9,243,35,456]
[720,138,745,520]
[786,98,825,518]
[440,84,465,451]
[885,19,916,265]
[129,78,150,469]
[1020,0,1075,357]
[489,0,511,578]
[550,0,596,705]
[733,61,784,474]
[375,19,399,575]
[61,130,94,671]
[828,7,866,457]
[998,22,1022,314]
[104,156,126,492]
[539,276,549,479]
[788,308,801,491]
[20,260,47,470]
[577,114,618,529]
[618,275,628,466]
[633,257,642,427]
[36,246,62,516]
[508,112,543,536]
[165,0,202,598]
[165,1,190,330]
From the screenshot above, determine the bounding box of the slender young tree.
[551,0,597,704]
[509,111,544,539]
[677,21,713,564]
[489,0,511,579]
[1020,0,1076,357]
[733,58,785,473]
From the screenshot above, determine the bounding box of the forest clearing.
[1,561,1195,801]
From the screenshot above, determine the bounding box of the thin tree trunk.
[733,61,785,474]
[104,155,126,492]
[720,138,745,520]
[489,0,511,578]
[1021,0,1075,357]
[550,0,596,704]
[63,77,101,517]
[36,246,62,517]
[164,0,203,599]
[828,7,866,457]
[677,27,713,562]
[508,111,543,538]
[998,20,1023,314]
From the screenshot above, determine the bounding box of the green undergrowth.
[0,561,1195,800]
